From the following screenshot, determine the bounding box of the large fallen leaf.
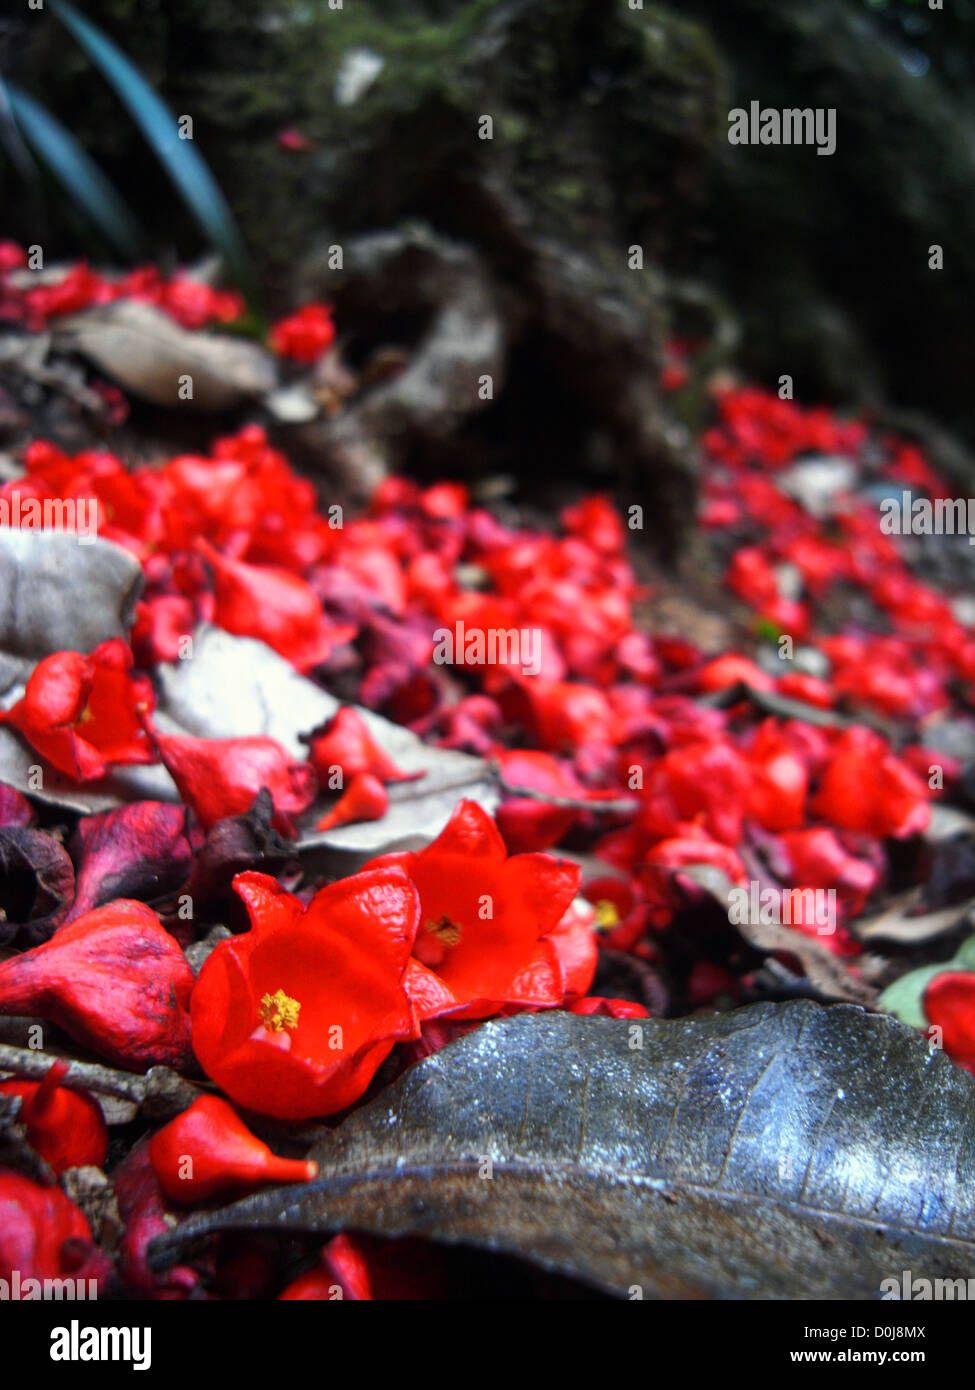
[55,301,276,410]
[151,1001,975,1298]
[0,529,142,665]
[156,625,497,858]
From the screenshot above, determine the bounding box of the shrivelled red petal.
[0,900,194,1069]
[147,725,316,836]
[68,802,194,921]
[0,1171,112,1292]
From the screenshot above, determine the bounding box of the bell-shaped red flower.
[366,800,583,1021]
[0,640,155,781]
[200,541,354,673]
[146,725,316,836]
[0,900,194,1069]
[149,1095,317,1202]
[0,1060,107,1175]
[190,867,420,1118]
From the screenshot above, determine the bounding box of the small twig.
[0,1045,202,1120]
[491,763,639,815]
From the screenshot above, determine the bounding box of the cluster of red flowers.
[0,240,334,361]
[1,263,974,1295]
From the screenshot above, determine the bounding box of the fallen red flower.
[0,640,155,781]
[366,799,587,1020]
[199,540,355,672]
[190,867,420,1118]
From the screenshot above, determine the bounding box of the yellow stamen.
[424,915,462,947]
[259,988,301,1032]
[593,900,620,931]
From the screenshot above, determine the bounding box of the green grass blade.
[6,81,144,259]
[48,0,255,298]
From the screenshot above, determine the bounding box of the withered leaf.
[55,301,277,411]
[150,1002,975,1298]
[156,625,497,862]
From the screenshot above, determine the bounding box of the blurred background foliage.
[2,0,974,463]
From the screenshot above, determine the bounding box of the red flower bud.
[0,1060,107,1175]
[199,541,354,673]
[149,1095,317,1202]
[307,706,422,784]
[0,901,194,1069]
[315,772,389,831]
[146,725,316,836]
[0,640,155,781]
[0,1171,112,1294]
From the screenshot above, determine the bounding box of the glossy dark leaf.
[150,1001,975,1298]
[5,81,144,258]
[48,0,254,297]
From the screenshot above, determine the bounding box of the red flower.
[777,827,879,917]
[811,727,929,838]
[1,640,155,781]
[149,1095,317,1202]
[0,1060,107,1175]
[307,706,421,785]
[0,1172,112,1294]
[0,901,194,1069]
[366,800,585,1020]
[190,868,420,1118]
[270,303,336,362]
[641,740,752,847]
[200,541,355,673]
[147,726,316,836]
[923,972,975,1072]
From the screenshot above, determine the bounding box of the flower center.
[594,900,620,930]
[423,914,462,948]
[259,988,301,1032]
